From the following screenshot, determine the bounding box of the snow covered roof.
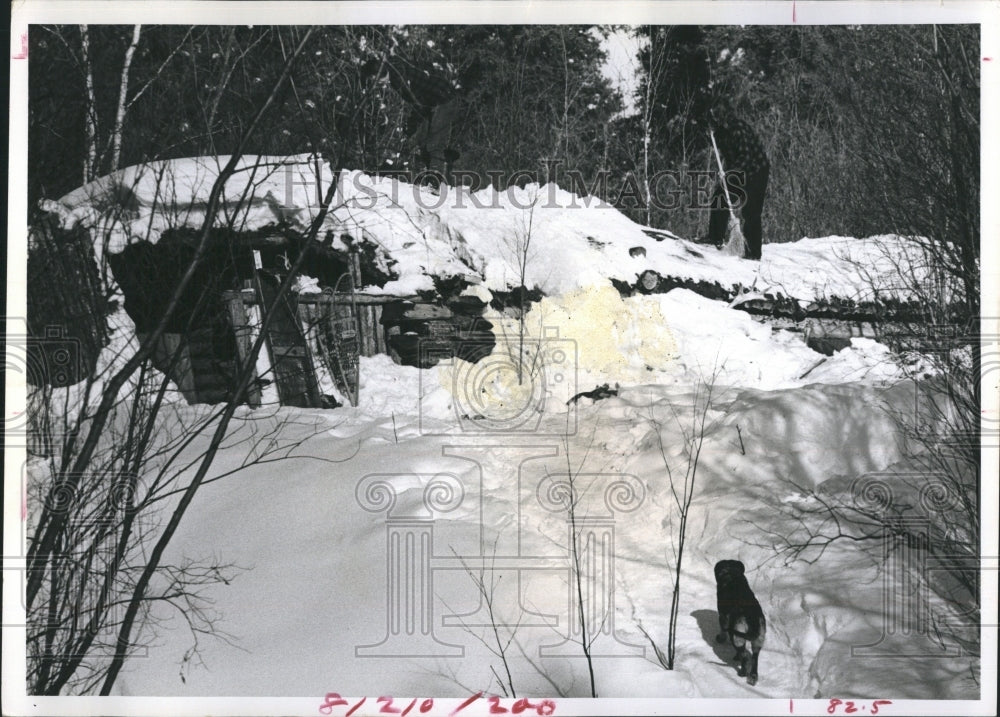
[44,154,932,302]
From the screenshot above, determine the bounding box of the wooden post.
[372,304,387,355]
[226,292,261,408]
[255,277,322,408]
[364,305,379,357]
[349,250,362,287]
[296,299,325,406]
[349,250,378,357]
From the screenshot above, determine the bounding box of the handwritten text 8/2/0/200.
[317,694,896,715]
[318,692,557,716]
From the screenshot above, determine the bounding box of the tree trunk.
[79,25,98,182]
[110,25,142,171]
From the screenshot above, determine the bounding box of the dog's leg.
[717,614,728,643]
[747,634,764,686]
[732,635,748,676]
[735,648,748,677]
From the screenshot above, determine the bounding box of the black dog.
[714,559,766,686]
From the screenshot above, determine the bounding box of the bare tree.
[754,23,983,659]
[640,374,719,669]
[109,25,142,171]
[78,25,98,183]
[510,192,540,385]
[448,540,523,698]
[837,25,978,322]
[555,420,603,698]
[24,26,394,694]
[637,30,668,228]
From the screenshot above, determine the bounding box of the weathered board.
[256,274,322,408]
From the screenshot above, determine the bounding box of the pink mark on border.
[984,57,993,62]
[792,0,797,23]
[12,33,28,60]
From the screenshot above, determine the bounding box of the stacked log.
[621,270,948,325]
[382,294,495,368]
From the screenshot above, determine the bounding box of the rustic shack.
[99,222,494,408]
[35,154,951,413]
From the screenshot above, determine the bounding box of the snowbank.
[112,376,976,701]
[34,156,978,706]
[47,155,933,303]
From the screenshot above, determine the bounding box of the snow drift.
[31,156,979,705]
[45,154,933,302]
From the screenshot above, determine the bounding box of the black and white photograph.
[3,2,998,715]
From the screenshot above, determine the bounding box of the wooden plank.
[373,304,387,354]
[226,293,261,407]
[348,252,375,355]
[295,302,324,405]
[186,327,231,405]
[256,275,321,408]
[350,251,363,286]
[296,302,332,402]
[361,305,378,357]
[222,288,420,307]
[272,345,310,358]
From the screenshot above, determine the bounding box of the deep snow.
[30,158,984,709]
[45,154,933,302]
[111,376,978,702]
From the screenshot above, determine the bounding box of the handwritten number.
[325,693,551,717]
[828,699,842,714]
[536,700,557,716]
[320,693,348,715]
[379,696,401,714]
[871,701,892,715]
[845,702,858,714]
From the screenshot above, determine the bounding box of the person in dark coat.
[707,109,770,260]
[364,49,462,173]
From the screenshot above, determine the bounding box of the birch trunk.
[79,25,98,182]
[110,25,142,171]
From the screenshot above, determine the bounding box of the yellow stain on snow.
[438,283,679,414]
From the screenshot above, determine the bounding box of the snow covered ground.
[112,365,978,702]
[35,158,984,708]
